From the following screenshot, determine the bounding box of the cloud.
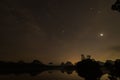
[109,45,120,52]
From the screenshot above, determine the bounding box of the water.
[0,70,84,80]
[1,70,120,80]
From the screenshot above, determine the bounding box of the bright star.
[100,33,104,37]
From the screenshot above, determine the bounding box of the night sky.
[0,0,120,64]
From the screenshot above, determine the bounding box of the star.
[100,33,104,37]
[97,11,102,14]
[61,30,65,33]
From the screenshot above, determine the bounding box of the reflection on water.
[0,70,120,80]
[0,58,120,80]
[100,73,111,80]
[0,70,84,80]
[100,73,120,80]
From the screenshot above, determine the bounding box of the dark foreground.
[0,58,120,80]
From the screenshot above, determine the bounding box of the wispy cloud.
[109,45,120,52]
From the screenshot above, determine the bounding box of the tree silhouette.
[112,0,120,12]
[76,59,102,80]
